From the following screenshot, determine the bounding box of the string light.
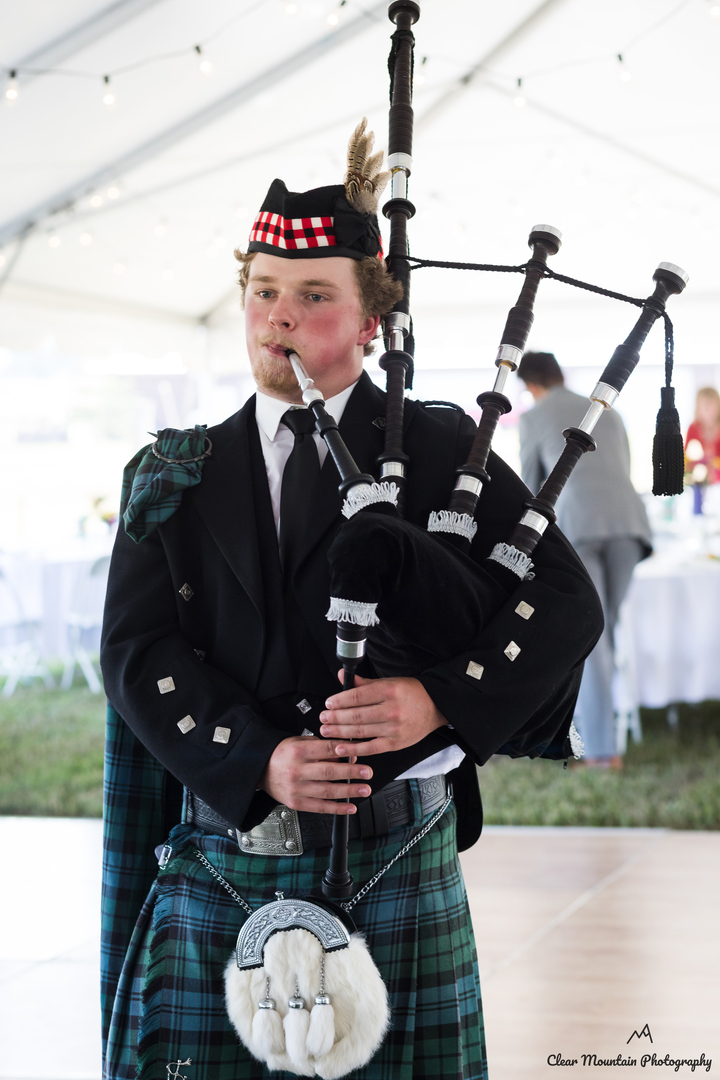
[0,254,6,267]
[513,77,526,108]
[617,54,632,82]
[48,234,61,248]
[285,3,298,13]
[5,70,18,102]
[107,186,120,199]
[195,45,213,75]
[709,2,720,17]
[102,75,115,106]
[90,194,103,208]
[79,232,93,246]
[327,2,345,25]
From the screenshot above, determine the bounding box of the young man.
[517,351,651,767]
[101,150,602,1079]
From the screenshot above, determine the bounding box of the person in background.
[517,352,652,768]
[685,386,720,486]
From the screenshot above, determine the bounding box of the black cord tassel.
[652,386,684,496]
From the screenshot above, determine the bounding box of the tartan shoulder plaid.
[103,793,487,1079]
[121,425,209,543]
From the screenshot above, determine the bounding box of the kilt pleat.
[104,791,488,1080]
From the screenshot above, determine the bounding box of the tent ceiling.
[2,0,719,324]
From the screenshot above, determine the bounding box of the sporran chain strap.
[340,794,452,912]
[191,793,453,917]
[192,848,254,915]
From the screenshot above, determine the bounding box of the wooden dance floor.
[0,819,718,1079]
[463,827,720,1080]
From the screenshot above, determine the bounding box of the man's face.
[244,253,380,402]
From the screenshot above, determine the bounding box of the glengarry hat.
[247,119,390,261]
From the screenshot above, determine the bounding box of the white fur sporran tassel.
[341,481,398,519]
[252,1001,285,1057]
[307,997,335,1058]
[427,510,478,542]
[325,598,379,627]
[284,989,313,1074]
[488,541,534,579]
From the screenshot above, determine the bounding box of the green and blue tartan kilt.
[104,787,487,1080]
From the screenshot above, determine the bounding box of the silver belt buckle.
[237,804,304,856]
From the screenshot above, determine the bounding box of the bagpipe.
[223,2,687,1074]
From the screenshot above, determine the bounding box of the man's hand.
[319,673,448,758]
[258,736,372,814]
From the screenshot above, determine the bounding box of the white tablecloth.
[622,549,720,708]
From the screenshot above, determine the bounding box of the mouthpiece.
[288,352,324,406]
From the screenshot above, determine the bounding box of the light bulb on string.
[513,77,526,108]
[48,233,61,249]
[327,1,345,25]
[709,2,720,17]
[79,232,93,246]
[0,254,6,268]
[107,186,120,200]
[285,3,298,13]
[102,75,115,106]
[90,194,103,208]
[617,54,632,83]
[5,71,18,102]
[195,45,213,75]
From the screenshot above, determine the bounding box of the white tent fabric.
[2,0,720,551]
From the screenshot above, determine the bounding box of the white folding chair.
[0,565,55,697]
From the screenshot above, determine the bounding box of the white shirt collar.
[254,380,359,442]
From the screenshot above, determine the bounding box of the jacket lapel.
[189,398,265,623]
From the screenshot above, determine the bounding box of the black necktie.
[279,408,320,575]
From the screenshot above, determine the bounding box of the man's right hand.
[258,736,372,814]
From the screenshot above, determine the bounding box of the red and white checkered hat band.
[249,211,337,251]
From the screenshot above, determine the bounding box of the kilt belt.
[183,774,448,856]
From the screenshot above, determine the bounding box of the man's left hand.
[319,673,448,757]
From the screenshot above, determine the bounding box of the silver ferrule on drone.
[336,634,367,660]
[519,509,550,536]
[388,152,412,200]
[453,474,484,497]
[578,381,620,436]
[381,461,406,479]
[492,345,523,394]
[385,309,411,353]
[288,351,324,407]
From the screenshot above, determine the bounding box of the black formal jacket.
[101,373,602,852]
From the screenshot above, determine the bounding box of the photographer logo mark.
[627,1023,653,1045]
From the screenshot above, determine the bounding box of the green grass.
[0,681,106,817]
[481,703,720,830]
[1,682,719,827]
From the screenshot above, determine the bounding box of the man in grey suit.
[517,352,652,766]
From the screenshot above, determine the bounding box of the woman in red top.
[685,386,720,485]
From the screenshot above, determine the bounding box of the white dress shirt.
[253,386,465,781]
